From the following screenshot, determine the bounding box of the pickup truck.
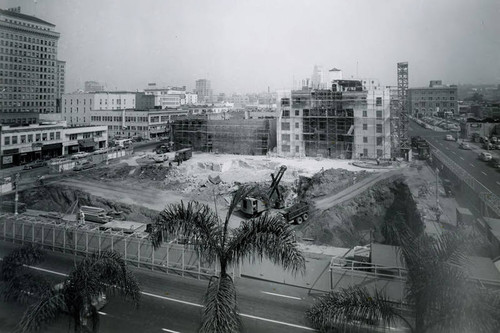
[23,160,47,170]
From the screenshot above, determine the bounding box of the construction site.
[1,62,500,317]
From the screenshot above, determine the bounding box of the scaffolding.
[171,116,273,155]
[397,62,410,153]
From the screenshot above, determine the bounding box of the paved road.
[0,241,315,333]
[409,120,500,197]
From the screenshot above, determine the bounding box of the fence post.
[152,246,155,271]
[182,247,185,277]
[111,235,114,252]
[32,224,35,243]
[21,223,24,244]
[85,232,89,256]
[124,238,127,260]
[12,220,15,241]
[52,226,55,251]
[41,225,44,246]
[63,227,66,254]
[138,240,141,268]
[98,233,101,254]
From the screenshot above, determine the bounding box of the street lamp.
[14,173,20,216]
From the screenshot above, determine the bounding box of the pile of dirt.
[92,164,136,181]
[297,177,422,248]
[13,185,158,223]
[135,164,173,181]
[298,168,371,199]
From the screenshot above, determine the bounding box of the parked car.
[71,152,90,160]
[459,142,471,150]
[483,142,495,150]
[479,152,493,161]
[23,160,47,170]
[491,137,498,144]
[73,161,95,171]
[92,148,108,155]
[445,134,454,141]
[489,157,500,169]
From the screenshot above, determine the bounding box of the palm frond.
[200,274,239,333]
[227,213,305,274]
[0,273,52,304]
[151,201,220,262]
[306,287,402,332]
[1,245,44,281]
[224,185,254,226]
[17,289,65,333]
[67,250,141,306]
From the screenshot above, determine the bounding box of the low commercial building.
[90,109,188,140]
[62,92,154,126]
[0,122,107,168]
[408,80,458,118]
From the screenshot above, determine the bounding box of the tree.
[150,186,305,333]
[0,245,141,333]
[306,229,500,333]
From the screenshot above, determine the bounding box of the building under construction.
[171,116,276,155]
[277,79,391,159]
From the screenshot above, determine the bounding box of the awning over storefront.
[42,143,63,150]
[78,139,95,148]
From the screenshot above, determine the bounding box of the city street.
[409,120,500,196]
[0,242,315,333]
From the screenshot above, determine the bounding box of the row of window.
[412,90,455,95]
[1,85,55,93]
[362,137,385,146]
[413,102,455,107]
[0,100,55,107]
[0,59,56,69]
[4,131,61,145]
[0,47,55,59]
[1,78,55,86]
[0,39,56,53]
[2,107,54,113]
[2,19,54,33]
[108,125,148,131]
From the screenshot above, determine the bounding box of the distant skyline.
[1,0,499,94]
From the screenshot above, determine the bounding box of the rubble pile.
[298,168,371,199]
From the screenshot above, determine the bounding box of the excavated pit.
[298,176,422,248]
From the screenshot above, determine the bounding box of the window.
[362,110,367,117]
[4,136,10,145]
[69,134,77,140]
[376,111,382,119]
[50,132,54,140]
[295,122,299,129]
[20,135,26,143]
[295,146,299,153]
[42,133,47,141]
[281,134,290,141]
[363,136,368,143]
[56,132,60,140]
[282,144,290,152]
[376,97,382,106]
[83,133,91,139]
[12,136,17,144]
[282,110,290,117]
[295,134,300,140]
[376,137,383,146]
[27,134,33,143]
[363,123,368,130]
[295,110,300,116]
[363,148,368,156]
[281,122,290,131]
[36,134,41,142]
[377,149,383,157]
[376,124,382,133]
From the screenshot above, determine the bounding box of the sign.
[32,142,43,148]
[2,155,13,164]
[19,146,33,153]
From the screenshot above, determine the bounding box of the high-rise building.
[56,60,65,98]
[196,79,213,104]
[0,7,64,124]
[84,81,104,92]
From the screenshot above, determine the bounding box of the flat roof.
[371,243,406,269]
[0,8,55,27]
[465,256,500,282]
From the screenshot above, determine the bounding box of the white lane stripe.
[261,291,301,300]
[460,157,464,160]
[13,261,316,331]
[98,311,107,316]
[497,182,500,186]
[470,164,474,167]
[239,313,316,331]
[162,329,180,333]
[142,291,203,308]
[451,151,456,155]
[482,172,487,176]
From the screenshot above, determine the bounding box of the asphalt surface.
[409,120,500,196]
[0,241,316,333]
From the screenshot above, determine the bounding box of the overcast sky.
[2,0,499,94]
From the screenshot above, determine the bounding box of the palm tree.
[306,229,500,333]
[150,186,305,333]
[1,245,141,333]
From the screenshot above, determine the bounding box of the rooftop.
[0,8,55,27]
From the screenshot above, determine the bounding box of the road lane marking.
[239,313,316,331]
[482,172,487,176]
[162,329,180,333]
[261,291,302,300]
[460,157,464,160]
[470,164,474,167]
[98,311,107,316]
[451,151,456,155]
[7,259,317,331]
[497,182,500,186]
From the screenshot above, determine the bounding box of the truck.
[154,142,174,154]
[174,148,192,162]
[240,165,309,224]
[411,136,430,160]
[153,153,169,163]
[79,206,113,224]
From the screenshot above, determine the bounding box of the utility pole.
[14,173,20,216]
[435,167,439,207]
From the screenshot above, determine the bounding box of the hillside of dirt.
[11,185,157,223]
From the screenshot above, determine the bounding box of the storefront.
[41,143,63,159]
